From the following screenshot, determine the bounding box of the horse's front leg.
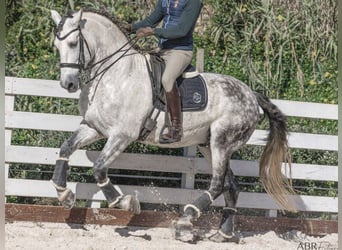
[51,122,102,209]
[93,134,140,214]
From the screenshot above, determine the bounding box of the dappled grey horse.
[50,9,296,242]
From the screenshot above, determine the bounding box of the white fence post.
[181,146,196,213]
[266,209,278,218]
[196,48,205,73]
[5,77,16,203]
[87,200,101,208]
[181,146,197,189]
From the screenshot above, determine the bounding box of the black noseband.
[59,62,83,69]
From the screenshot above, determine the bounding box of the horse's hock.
[4,77,338,235]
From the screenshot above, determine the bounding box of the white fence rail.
[5,77,338,214]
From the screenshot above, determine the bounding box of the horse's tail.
[255,92,297,212]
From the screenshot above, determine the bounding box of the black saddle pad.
[148,54,208,112]
[177,74,207,112]
[138,59,208,141]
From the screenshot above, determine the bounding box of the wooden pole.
[5,204,337,236]
[196,48,205,73]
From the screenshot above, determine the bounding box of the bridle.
[54,25,91,71]
[54,15,139,84]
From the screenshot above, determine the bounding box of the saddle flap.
[146,53,208,112]
[177,74,207,111]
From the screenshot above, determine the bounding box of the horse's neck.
[84,13,133,60]
[80,13,150,107]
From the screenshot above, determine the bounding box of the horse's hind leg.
[196,145,240,242]
[175,133,241,243]
[51,122,102,209]
[182,146,228,215]
[209,167,240,243]
[175,142,229,237]
[173,145,212,241]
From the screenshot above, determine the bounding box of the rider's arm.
[154,0,202,39]
[132,0,163,31]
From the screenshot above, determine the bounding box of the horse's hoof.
[111,195,141,214]
[208,231,241,243]
[173,216,193,231]
[172,216,194,242]
[58,188,76,210]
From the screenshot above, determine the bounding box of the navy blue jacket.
[132,0,202,50]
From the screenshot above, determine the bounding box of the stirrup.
[159,124,181,144]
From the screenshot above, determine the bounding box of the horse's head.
[51,9,87,93]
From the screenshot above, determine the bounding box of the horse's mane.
[82,8,131,39]
[56,8,131,40]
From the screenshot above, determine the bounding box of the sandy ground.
[5,221,338,250]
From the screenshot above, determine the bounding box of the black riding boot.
[160,84,182,143]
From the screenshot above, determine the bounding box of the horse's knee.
[208,176,225,199]
[93,166,107,183]
[93,158,108,183]
[59,140,73,158]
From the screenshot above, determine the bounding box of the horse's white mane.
[82,9,130,37]
[56,8,130,40]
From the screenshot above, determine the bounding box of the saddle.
[139,53,208,140]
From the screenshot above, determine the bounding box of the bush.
[200,0,337,101]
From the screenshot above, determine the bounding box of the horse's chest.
[83,106,112,135]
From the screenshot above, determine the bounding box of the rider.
[125,0,202,143]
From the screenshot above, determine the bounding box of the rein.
[86,36,139,84]
[55,22,139,85]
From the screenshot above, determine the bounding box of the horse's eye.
[68,40,78,48]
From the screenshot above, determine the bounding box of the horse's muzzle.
[60,74,80,93]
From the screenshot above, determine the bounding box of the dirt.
[5,221,338,250]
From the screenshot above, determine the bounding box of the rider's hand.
[136,27,154,38]
[122,23,132,32]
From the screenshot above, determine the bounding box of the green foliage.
[200,0,337,101]
[6,0,69,79]
[125,142,183,155]
[74,0,157,22]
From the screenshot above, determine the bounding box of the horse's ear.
[51,10,62,26]
[71,9,83,26]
